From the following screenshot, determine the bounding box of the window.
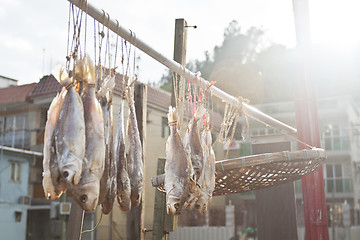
[161,117,169,138]
[322,125,350,151]
[0,114,30,149]
[324,164,353,193]
[10,161,21,182]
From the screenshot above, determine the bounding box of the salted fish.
[69,56,105,211]
[126,83,143,207]
[195,127,216,214]
[165,107,195,215]
[115,94,131,211]
[99,90,117,214]
[184,107,206,181]
[42,88,67,200]
[54,69,85,186]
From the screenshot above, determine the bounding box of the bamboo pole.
[67,0,297,135]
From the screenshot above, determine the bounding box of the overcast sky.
[0,0,359,85]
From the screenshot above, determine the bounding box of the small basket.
[213,148,326,195]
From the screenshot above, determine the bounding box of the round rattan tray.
[151,148,326,195]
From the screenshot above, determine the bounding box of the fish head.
[60,158,82,185]
[72,181,99,211]
[166,195,183,215]
[166,186,184,215]
[130,191,142,207]
[195,194,208,214]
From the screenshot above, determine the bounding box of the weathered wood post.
[126,82,147,240]
[152,18,187,240]
[253,141,298,240]
[152,158,176,240]
[66,198,85,240]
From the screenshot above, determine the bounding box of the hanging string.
[83,0,88,56]
[66,3,72,71]
[112,21,119,77]
[96,11,106,87]
[81,211,103,235]
[93,18,97,75]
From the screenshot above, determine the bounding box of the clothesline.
[68,0,297,135]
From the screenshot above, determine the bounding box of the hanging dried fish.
[115,87,131,211]
[126,81,143,207]
[99,84,117,214]
[42,88,67,200]
[165,107,196,215]
[195,126,215,214]
[184,106,206,181]
[69,55,105,211]
[54,68,85,187]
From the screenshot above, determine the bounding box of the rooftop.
[0,83,36,105]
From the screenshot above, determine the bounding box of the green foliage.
[158,20,297,104]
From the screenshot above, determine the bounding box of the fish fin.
[189,177,196,193]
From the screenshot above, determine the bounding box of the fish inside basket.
[151,148,326,196]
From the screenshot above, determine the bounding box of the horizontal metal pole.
[68,0,297,135]
[0,145,43,156]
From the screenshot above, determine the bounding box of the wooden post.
[152,158,176,240]
[253,142,298,240]
[126,82,147,240]
[66,198,85,240]
[171,18,188,107]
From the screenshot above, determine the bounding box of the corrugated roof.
[28,75,62,99]
[0,83,36,105]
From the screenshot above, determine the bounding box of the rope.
[81,211,103,235]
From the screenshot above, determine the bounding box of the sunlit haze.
[0,0,358,85]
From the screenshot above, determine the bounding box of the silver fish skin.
[195,128,215,214]
[165,107,195,215]
[43,89,67,200]
[70,56,105,211]
[185,107,206,181]
[126,85,143,207]
[100,92,117,215]
[55,74,85,186]
[115,97,131,211]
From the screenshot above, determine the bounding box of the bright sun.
[309,0,360,48]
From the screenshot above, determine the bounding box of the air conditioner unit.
[59,202,71,215]
[18,196,31,205]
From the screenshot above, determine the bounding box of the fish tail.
[97,75,116,99]
[167,106,177,124]
[194,106,206,121]
[74,55,96,86]
[53,65,73,87]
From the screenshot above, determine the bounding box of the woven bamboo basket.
[151,148,326,195]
